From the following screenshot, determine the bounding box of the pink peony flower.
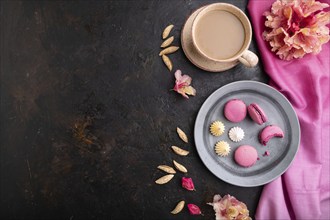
[208,194,251,220]
[173,70,196,99]
[263,0,330,60]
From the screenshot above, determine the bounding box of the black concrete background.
[1,1,268,219]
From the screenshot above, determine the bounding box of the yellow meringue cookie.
[214,141,231,157]
[210,121,225,136]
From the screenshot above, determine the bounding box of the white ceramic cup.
[191,3,258,68]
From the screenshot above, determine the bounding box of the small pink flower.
[173,70,196,99]
[187,204,202,215]
[181,177,195,191]
[208,194,251,220]
[263,0,330,60]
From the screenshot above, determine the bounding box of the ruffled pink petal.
[180,75,191,85]
[313,11,330,27]
[174,69,183,81]
[295,0,329,18]
[271,0,286,14]
[283,5,293,20]
[316,28,330,44]
[174,69,192,85]
[292,30,318,53]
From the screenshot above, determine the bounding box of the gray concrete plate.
[194,80,300,187]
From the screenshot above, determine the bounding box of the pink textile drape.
[247,0,330,219]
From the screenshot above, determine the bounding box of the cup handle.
[238,50,259,67]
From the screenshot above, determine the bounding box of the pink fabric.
[248,0,330,219]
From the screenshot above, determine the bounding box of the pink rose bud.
[181,177,195,191]
[187,204,202,215]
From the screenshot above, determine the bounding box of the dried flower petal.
[162,24,174,39]
[173,70,196,99]
[181,177,195,191]
[187,204,202,215]
[171,145,189,156]
[263,0,330,60]
[157,165,176,174]
[155,174,174,184]
[173,160,188,173]
[171,200,185,214]
[176,127,188,143]
[207,194,251,220]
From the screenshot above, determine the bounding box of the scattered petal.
[157,165,176,174]
[173,160,188,173]
[155,174,174,185]
[171,145,189,156]
[162,24,174,39]
[171,200,185,214]
[176,127,188,143]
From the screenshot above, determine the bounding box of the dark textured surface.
[0,1,268,219]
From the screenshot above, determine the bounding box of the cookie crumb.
[263,151,270,156]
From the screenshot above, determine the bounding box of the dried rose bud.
[181,177,195,191]
[187,204,202,215]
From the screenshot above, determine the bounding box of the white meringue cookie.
[228,127,245,142]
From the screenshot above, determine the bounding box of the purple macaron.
[234,145,258,167]
[259,125,284,146]
[247,103,268,125]
[224,99,247,123]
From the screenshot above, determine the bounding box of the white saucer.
[181,7,239,72]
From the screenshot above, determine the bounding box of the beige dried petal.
[161,36,174,48]
[173,160,188,173]
[162,24,174,39]
[171,200,185,214]
[176,127,188,143]
[162,55,173,71]
[157,165,176,174]
[159,46,179,56]
[171,146,189,156]
[182,86,196,96]
[155,174,174,184]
